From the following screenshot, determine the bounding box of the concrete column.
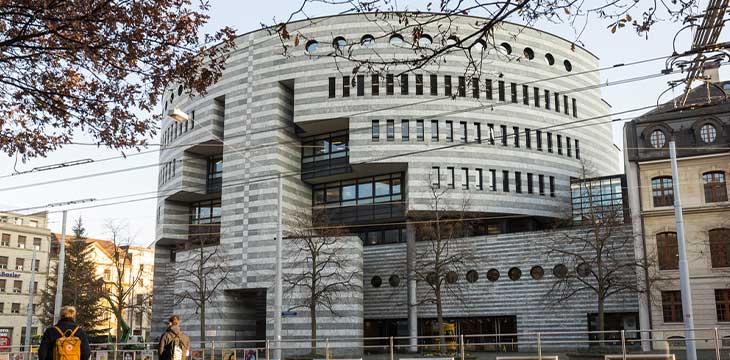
[406,222,418,352]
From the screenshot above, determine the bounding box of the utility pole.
[24,246,38,360]
[53,210,68,324]
[669,141,697,360]
[273,174,283,360]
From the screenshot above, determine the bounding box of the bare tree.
[412,175,476,353]
[170,236,230,346]
[545,160,654,343]
[284,209,360,354]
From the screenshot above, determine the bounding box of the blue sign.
[0,271,20,278]
[281,311,297,317]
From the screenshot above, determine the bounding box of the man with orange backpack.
[39,306,91,360]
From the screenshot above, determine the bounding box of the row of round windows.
[369,263,586,288]
[648,123,719,149]
[304,35,574,72]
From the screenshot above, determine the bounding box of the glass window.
[485,79,493,100]
[709,228,730,268]
[430,75,438,95]
[431,167,440,189]
[547,132,553,152]
[502,170,509,192]
[400,74,409,95]
[475,123,482,143]
[386,74,394,95]
[575,139,581,159]
[401,120,409,141]
[417,120,424,141]
[716,289,730,321]
[460,122,467,143]
[662,291,683,323]
[513,127,520,147]
[527,173,533,194]
[652,176,673,207]
[472,78,480,98]
[498,81,505,101]
[444,75,452,96]
[445,121,453,142]
[371,74,379,96]
[414,74,423,95]
[515,172,522,193]
[461,168,469,190]
[500,125,508,146]
[372,120,380,141]
[549,176,555,197]
[447,167,455,189]
[386,120,395,141]
[189,199,222,245]
[458,76,466,97]
[572,98,578,117]
[525,128,531,148]
[431,120,439,141]
[700,124,717,143]
[536,130,543,151]
[341,181,356,205]
[375,176,390,197]
[356,75,364,96]
[703,172,727,203]
[490,169,497,191]
[510,83,517,103]
[358,180,373,199]
[544,89,550,110]
[325,185,341,204]
[650,130,666,148]
[534,87,540,107]
[476,169,483,190]
[539,174,545,195]
[342,76,350,97]
[566,136,572,156]
[657,232,678,270]
[557,135,563,154]
[488,124,495,145]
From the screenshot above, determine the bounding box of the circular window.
[523,47,535,60]
[530,266,544,280]
[500,42,512,55]
[486,269,500,282]
[389,34,403,46]
[446,271,458,284]
[553,264,568,278]
[418,34,433,48]
[371,276,382,288]
[389,275,400,287]
[177,85,183,96]
[466,270,479,283]
[332,36,347,51]
[700,124,717,143]
[305,40,319,54]
[426,272,438,285]
[564,60,573,72]
[576,262,591,278]
[446,36,459,46]
[649,129,666,148]
[361,34,375,48]
[508,267,522,281]
[545,53,555,66]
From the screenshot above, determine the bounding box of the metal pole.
[669,141,697,360]
[265,339,270,360]
[53,210,68,324]
[325,338,330,360]
[621,330,627,360]
[537,333,542,360]
[24,246,38,360]
[274,174,283,360]
[713,328,720,360]
[459,334,465,360]
[389,336,394,360]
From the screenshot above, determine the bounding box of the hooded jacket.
[38,318,91,360]
[157,325,190,360]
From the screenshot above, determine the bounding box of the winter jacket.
[157,326,189,360]
[38,318,91,360]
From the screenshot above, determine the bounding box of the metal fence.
[2,328,729,360]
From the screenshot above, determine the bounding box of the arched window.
[700,123,717,143]
[651,176,673,207]
[709,228,730,268]
[703,171,727,203]
[332,36,347,51]
[649,129,666,148]
[360,34,375,48]
[657,232,678,270]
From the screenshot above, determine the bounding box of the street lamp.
[167,108,188,122]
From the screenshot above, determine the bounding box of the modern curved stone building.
[152,12,638,351]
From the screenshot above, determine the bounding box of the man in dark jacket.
[39,306,91,360]
[158,315,190,360]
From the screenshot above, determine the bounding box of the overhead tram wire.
[0,58,701,186]
[8,97,730,216]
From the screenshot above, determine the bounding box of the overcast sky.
[1,0,726,244]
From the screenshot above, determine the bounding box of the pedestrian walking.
[157,315,189,360]
[38,306,91,360]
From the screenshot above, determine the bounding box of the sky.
[0,0,727,244]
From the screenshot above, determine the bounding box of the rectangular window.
[490,169,497,191]
[554,92,560,113]
[498,81,505,101]
[401,120,409,141]
[430,74,438,95]
[460,122,467,143]
[444,75,452,96]
[15,258,24,271]
[475,123,482,143]
[357,75,365,96]
[12,303,20,313]
[458,76,466,97]
[662,291,683,323]
[549,176,556,197]
[0,256,6,269]
[447,167,455,189]
[510,82,517,103]
[328,77,336,98]
[1,234,9,247]
[33,259,39,272]
[416,74,423,95]
[572,98,578,117]
[488,123,495,145]
[502,170,510,192]
[386,120,395,141]
[372,120,380,141]
[564,95,569,115]
[13,280,21,293]
[525,128,532,149]
[371,75,379,96]
[534,87,540,107]
[575,139,580,159]
[461,168,469,190]
[557,134,563,155]
[401,74,409,95]
[710,229,730,267]
[539,175,545,195]
[431,167,440,189]
[515,172,522,193]
[417,120,425,141]
[522,85,529,105]
[445,121,453,142]
[500,125,508,146]
[476,169,483,190]
[431,120,439,141]
[343,76,350,97]
[527,173,534,194]
[715,289,730,321]
[17,236,25,249]
[33,238,41,251]
[657,232,679,270]
[544,89,550,110]
[485,79,493,100]
[566,137,572,157]
[513,127,520,147]
[547,132,553,153]
[386,74,394,95]
[472,78,480,98]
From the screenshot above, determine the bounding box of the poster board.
[221,349,235,360]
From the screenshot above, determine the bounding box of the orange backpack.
[53,326,81,360]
